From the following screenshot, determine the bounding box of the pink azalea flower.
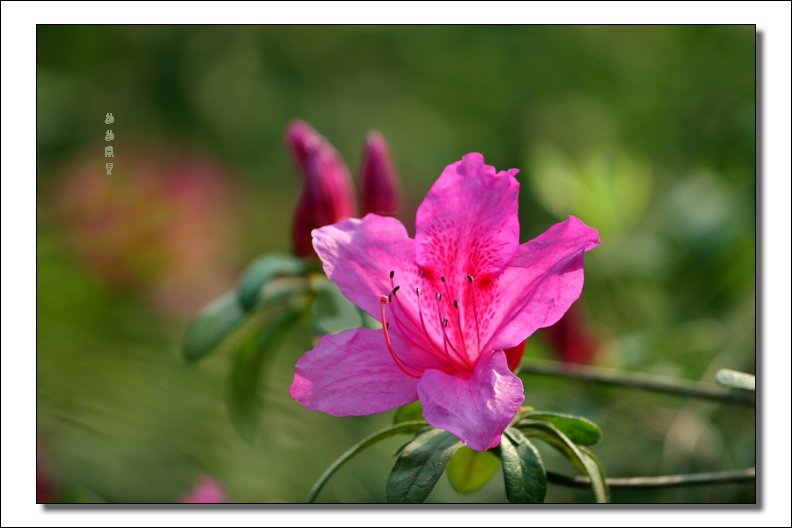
[178,475,226,503]
[290,153,599,451]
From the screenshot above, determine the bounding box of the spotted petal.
[481,216,600,352]
[414,153,520,282]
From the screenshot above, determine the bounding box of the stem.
[547,467,755,490]
[517,359,755,406]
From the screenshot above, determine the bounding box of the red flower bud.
[285,120,356,257]
[504,340,526,373]
[359,131,401,216]
[541,304,597,364]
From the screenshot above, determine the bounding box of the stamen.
[416,288,443,358]
[440,316,450,358]
[468,274,481,350]
[436,293,469,371]
[388,275,444,357]
[387,281,448,361]
[379,296,421,378]
[452,298,470,362]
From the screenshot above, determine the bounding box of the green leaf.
[386,428,463,503]
[237,254,307,312]
[307,421,429,503]
[715,369,755,392]
[522,420,610,503]
[393,401,426,425]
[447,445,501,495]
[518,411,602,446]
[182,291,245,362]
[578,445,610,503]
[500,428,547,503]
[522,432,587,474]
[312,277,363,335]
[226,309,302,444]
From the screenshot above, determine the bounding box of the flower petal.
[312,214,418,320]
[480,216,600,352]
[290,327,419,416]
[415,153,520,282]
[418,350,524,451]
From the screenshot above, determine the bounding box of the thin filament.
[468,274,481,351]
[379,296,422,378]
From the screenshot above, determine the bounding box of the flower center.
[378,270,483,378]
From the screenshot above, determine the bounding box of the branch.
[547,467,755,490]
[517,360,755,406]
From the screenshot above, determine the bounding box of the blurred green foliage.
[37,25,754,503]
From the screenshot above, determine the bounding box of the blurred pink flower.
[178,475,226,503]
[290,153,599,451]
[51,148,238,316]
[37,444,56,503]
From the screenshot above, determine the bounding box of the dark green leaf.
[312,277,363,335]
[500,428,547,503]
[522,420,610,503]
[182,291,245,362]
[237,254,307,312]
[307,421,429,503]
[226,310,301,444]
[715,369,755,392]
[393,401,426,425]
[578,445,610,503]
[386,428,463,503]
[447,445,501,495]
[518,411,602,445]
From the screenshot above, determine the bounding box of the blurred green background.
[36,25,755,503]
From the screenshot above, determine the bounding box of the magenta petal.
[483,216,600,352]
[415,153,520,281]
[290,327,419,416]
[313,214,418,320]
[418,350,524,451]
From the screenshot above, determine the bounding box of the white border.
[5,1,791,526]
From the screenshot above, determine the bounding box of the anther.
[443,318,448,327]
[416,287,422,297]
[453,300,459,309]
[386,322,389,329]
[440,276,445,282]
[467,274,474,284]
[390,270,394,279]
[392,285,400,295]
[436,292,442,301]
